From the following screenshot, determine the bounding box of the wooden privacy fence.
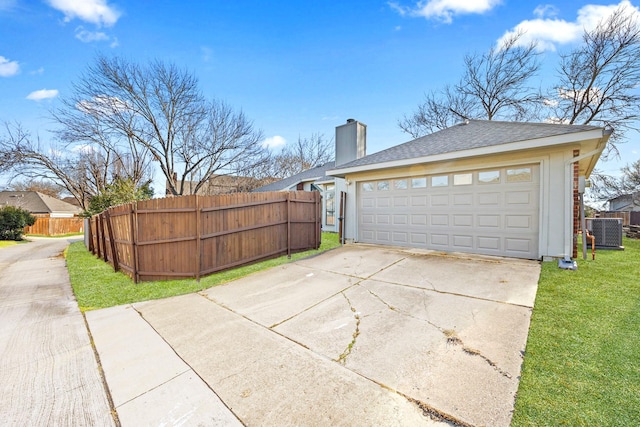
[25,216,84,236]
[597,211,640,226]
[87,191,321,282]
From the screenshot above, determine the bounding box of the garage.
[358,164,540,259]
[328,119,612,261]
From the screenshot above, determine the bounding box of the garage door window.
[362,182,374,192]
[431,175,448,187]
[507,167,532,183]
[394,179,408,190]
[378,181,390,191]
[453,173,473,186]
[411,177,427,188]
[478,170,500,184]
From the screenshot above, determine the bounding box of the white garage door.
[358,165,540,259]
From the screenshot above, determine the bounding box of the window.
[377,181,390,191]
[362,182,374,192]
[453,173,472,186]
[325,184,335,226]
[411,177,427,188]
[507,167,532,183]
[431,175,448,187]
[394,179,408,190]
[478,170,500,184]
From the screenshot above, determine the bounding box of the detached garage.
[327,120,611,260]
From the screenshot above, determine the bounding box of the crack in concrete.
[361,286,512,379]
[336,291,360,366]
[443,329,512,379]
[391,391,472,427]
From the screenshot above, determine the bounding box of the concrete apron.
[91,244,540,427]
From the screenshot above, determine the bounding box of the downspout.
[563,131,611,259]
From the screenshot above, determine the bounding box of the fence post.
[287,192,291,258]
[98,214,108,262]
[196,195,201,282]
[130,203,139,284]
[105,209,119,272]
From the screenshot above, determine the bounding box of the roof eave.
[327,128,607,177]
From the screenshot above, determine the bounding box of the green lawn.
[512,237,640,426]
[66,232,340,311]
[0,240,19,248]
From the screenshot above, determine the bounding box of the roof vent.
[346,118,355,123]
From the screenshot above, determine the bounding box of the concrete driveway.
[88,244,540,427]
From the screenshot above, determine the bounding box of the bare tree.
[590,158,640,208]
[547,4,640,159]
[0,122,139,209]
[399,32,541,137]
[7,179,64,198]
[271,133,334,179]
[53,55,268,196]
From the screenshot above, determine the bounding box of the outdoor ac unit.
[589,218,623,249]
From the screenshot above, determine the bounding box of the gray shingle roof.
[334,120,602,170]
[253,162,336,192]
[0,191,81,214]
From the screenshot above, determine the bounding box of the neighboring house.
[0,191,82,217]
[608,192,640,211]
[166,174,266,196]
[254,119,367,233]
[327,119,611,261]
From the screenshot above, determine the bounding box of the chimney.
[335,119,366,167]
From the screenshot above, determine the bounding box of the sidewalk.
[0,237,113,426]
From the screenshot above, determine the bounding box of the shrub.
[0,206,36,240]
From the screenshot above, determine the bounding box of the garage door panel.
[431,214,449,226]
[453,194,473,205]
[411,234,428,245]
[362,197,375,208]
[478,192,500,205]
[358,164,539,259]
[505,238,532,253]
[506,191,531,204]
[393,232,408,243]
[377,214,390,224]
[431,234,449,246]
[377,197,391,208]
[453,235,473,248]
[393,196,409,207]
[430,194,449,206]
[478,236,500,250]
[411,214,427,225]
[393,214,408,225]
[506,215,531,229]
[478,215,500,228]
[453,215,473,227]
[411,195,427,206]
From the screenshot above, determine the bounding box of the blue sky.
[1,0,639,194]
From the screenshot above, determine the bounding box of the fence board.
[87,191,321,282]
[24,217,84,236]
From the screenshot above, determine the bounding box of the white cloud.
[533,4,559,19]
[75,26,109,42]
[498,1,640,52]
[46,0,121,27]
[0,55,19,77]
[389,0,502,23]
[26,89,59,101]
[77,95,128,115]
[262,135,286,149]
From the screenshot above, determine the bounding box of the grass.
[66,232,341,311]
[512,237,640,426]
[26,232,85,238]
[0,240,19,248]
